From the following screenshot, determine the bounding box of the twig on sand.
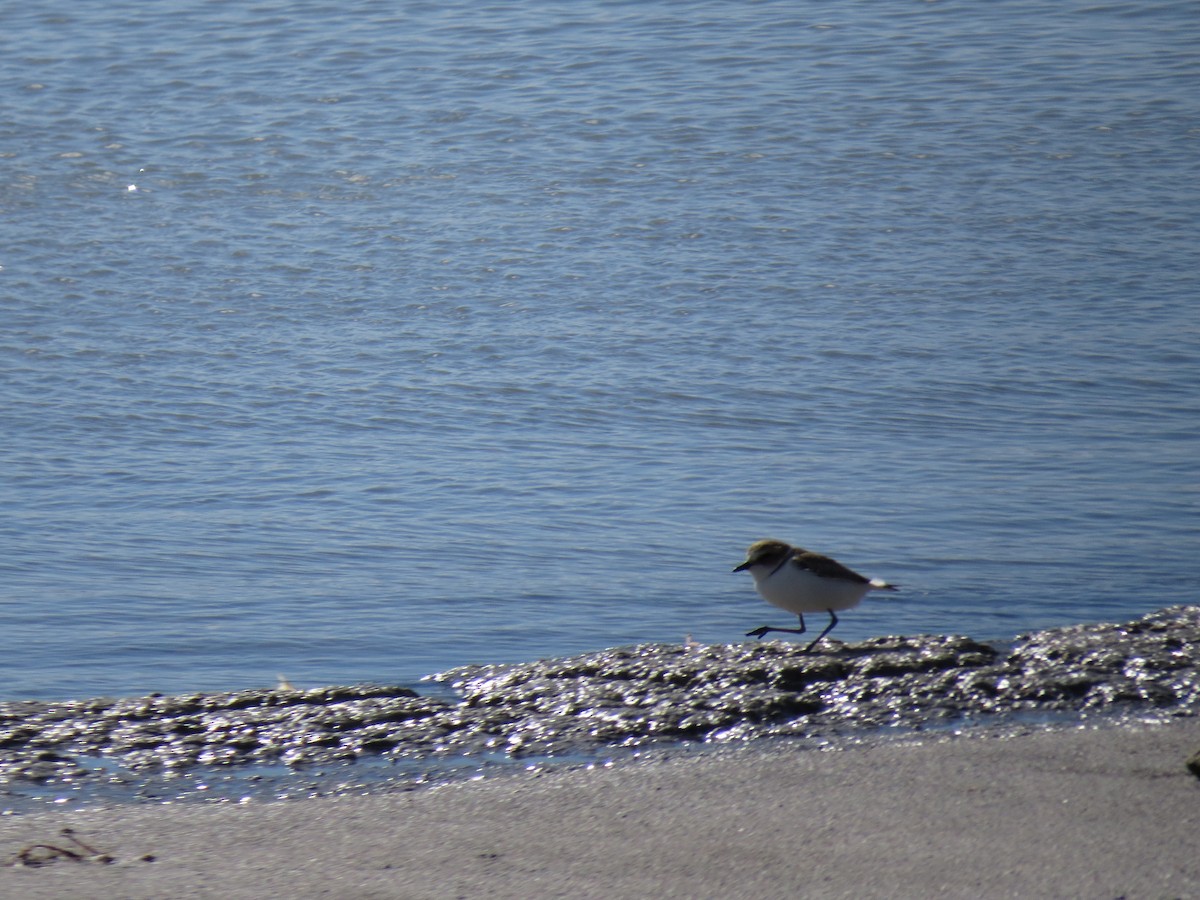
[3,828,120,868]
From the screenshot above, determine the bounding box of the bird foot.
[745,625,807,640]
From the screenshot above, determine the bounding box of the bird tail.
[870,579,898,591]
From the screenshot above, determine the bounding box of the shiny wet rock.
[2,606,1198,800]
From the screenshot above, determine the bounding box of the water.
[2,1,1198,702]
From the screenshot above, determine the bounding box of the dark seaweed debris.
[2,606,1198,791]
[2,828,120,868]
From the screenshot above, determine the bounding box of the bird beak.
[732,561,751,572]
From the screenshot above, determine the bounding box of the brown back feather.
[790,550,870,584]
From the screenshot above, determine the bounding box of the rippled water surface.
[2,1,1198,700]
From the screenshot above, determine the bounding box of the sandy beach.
[2,715,1198,899]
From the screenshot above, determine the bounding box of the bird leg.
[802,610,839,653]
[746,613,807,640]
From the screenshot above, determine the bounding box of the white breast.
[751,564,873,615]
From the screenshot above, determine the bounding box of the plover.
[734,539,897,652]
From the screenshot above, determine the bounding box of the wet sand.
[2,715,1198,899]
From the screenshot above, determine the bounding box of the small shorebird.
[734,539,897,652]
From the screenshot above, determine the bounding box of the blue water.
[2,1,1198,701]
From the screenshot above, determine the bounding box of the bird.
[734,539,897,652]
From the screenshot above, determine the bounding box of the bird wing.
[790,550,869,584]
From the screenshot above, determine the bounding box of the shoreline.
[2,714,1198,898]
[2,609,1200,816]
[3,606,1199,895]
[3,604,1200,813]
